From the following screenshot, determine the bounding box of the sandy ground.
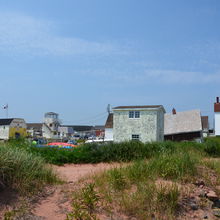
[32,163,119,220]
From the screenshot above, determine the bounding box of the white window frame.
[129,111,140,118]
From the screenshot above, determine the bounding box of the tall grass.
[68,149,195,219]
[0,145,59,195]
[9,139,206,165]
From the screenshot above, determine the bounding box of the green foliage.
[203,137,220,157]
[67,183,100,220]
[147,150,198,180]
[0,145,59,195]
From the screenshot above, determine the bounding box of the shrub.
[0,145,59,195]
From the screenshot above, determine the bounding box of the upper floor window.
[129,111,140,118]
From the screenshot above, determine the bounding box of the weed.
[67,183,100,220]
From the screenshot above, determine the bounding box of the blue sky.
[0,0,219,126]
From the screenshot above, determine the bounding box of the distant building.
[201,116,209,137]
[27,123,43,137]
[0,118,27,140]
[113,105,165,143]
[93,125,105,138]
[58,126,74,139]
[42,112,60,139]
[164,109,203,141]
[105,113,113,140]
[214,97,220,136]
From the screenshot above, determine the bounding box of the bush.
[0,145,59,195]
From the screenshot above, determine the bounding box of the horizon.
[0,0,219,126]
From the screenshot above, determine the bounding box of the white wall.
[215,112,220,136]
[113,109,164,143]
[0,125,10,140]
[105,128,113,140]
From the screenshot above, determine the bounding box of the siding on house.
[113,106,165,143]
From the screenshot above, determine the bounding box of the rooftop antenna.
[107,104,111,114]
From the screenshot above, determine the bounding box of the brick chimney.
[172,108,176,115]
[214,97,220,112]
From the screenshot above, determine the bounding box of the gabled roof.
[0,118,14,126]
[164,109,202,135]
[105,113,113,128]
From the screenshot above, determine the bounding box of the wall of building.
[215,112,220,136]
[9,119,27,139]
[113,109,161,143]
[157,110,164,141]
[105,128,113,140]
[0,125,10,140]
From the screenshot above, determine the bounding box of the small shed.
[0,118,27,140]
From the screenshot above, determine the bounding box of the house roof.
[113,105,164,109]
[105,113,113,128]
[164,109,202,135]
[0,118,14,126]
[94,125,105,130]
[201,116,209,130]
[62,125,93,132]
[27,123,43,130]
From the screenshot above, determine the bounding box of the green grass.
[68,149,193,219]
[0,144,59,195]
[5,139,210,165]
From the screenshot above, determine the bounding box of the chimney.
[172,108,176,115]
[214,97,220,112]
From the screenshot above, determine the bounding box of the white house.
[104,113,113,141]
[214,97,220,136]
[112,105,165,143]
[0,118,27,140]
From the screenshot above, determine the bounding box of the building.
[113,105,165,143]
[93,125,105,138]
[164,109,203,141]
[42,112,60,139]
[0,118,27,140]
[27,123,43,137]
[58,126,74,139]
[201,116,209,137]
[105,113,113,140]
[214,97,220,136]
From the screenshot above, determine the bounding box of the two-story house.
[112,105,165,142]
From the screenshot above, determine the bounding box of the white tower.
[214,97,220,136]
[44,112,60,132]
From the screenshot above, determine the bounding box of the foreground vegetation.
[67,146,220,219]
[0,144,59,195]
[6,137,220,165]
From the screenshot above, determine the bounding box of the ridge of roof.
[113,105,164,109]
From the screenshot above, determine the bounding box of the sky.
[0,0,219,126]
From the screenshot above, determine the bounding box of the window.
[129,111,134,118]
[129,111,140,118]
[135,111,140,118]
[132,134,140,140]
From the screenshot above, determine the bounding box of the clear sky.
[0,0,219,126]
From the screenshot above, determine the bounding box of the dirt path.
[32,163,119,220]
